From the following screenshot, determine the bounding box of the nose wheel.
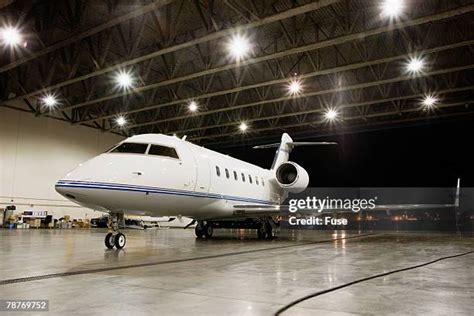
[104,213,127,249]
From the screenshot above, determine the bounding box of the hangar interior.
[0,0,473,315]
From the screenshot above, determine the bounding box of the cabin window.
[233,171,238,180]
[255,176,259,185]
[241,173,245,182]
[248,174,253,184]
[148,145,179,159]
[110,142,148,154]
[225,168,230,179]
[216,166,221,177]
[261,178,265,186]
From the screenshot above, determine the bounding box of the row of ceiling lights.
[1,0,441,134]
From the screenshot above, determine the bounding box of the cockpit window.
[110,142,148,154]
[148,145,179,159]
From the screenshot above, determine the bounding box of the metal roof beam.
[125,63,474,129]
[2,0,341,105]
[167,86,474,135]
[60,4,474,112]
[78,39,474,124]
[0,0,176,73]
[193,101,474,142]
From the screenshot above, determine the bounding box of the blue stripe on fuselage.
[55,180,275,205]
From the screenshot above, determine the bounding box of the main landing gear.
[195,220,213,238]
[193,218,276,240]
[257,220,273,240]
[104,213,127,249]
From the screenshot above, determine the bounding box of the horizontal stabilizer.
[253,141,337,149]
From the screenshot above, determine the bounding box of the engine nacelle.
[274,162,309,193]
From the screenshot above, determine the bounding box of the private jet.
[55,133,459,249]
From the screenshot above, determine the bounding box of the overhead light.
[227,34,251,60]
[422,95,438,108]
[188,100,198,112]
[380,0,404,18]
[41,94,58,108]
[0,26,22,47]
[406,56,424,74]
[115,70,134,89]
[115,116,127,127]
[239,122,248,132]
[288,79,302,95]
[324,108,339,121]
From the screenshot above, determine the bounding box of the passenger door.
[187,144,210,194]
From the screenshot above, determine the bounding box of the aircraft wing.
[233,179,460,217]
[232,202,457,217]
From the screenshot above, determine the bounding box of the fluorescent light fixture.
[239,122,248,132]
[288,79,302,95]
[227,34,251,60]
[324,108,339,121]
[406,56,424,73]
[115,116,127,127]
[422,95,438,108]
[188,100,198,112]
[380,0,404,18]
[115,70,134,89]
[41,94,58,108]
[1,26,22,47]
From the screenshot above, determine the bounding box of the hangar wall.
[0,107,124,219]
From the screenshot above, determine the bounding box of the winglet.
[455,178,461,208]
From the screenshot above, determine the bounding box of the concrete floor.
[0,228,472,315]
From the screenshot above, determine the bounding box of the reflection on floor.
[0,229,472,315]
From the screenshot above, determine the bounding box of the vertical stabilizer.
[271,133,294,170]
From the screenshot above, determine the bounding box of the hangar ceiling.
[1,0,473,147]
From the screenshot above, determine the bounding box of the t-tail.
[253,133,337,169]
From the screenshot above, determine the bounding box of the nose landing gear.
[104,213,127,249]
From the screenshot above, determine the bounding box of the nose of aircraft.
[54,154,105,200]
[54,153,127,201]
[54,182,75,200]
[55,156,109,208]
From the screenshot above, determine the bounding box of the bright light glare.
[116,116,127,126]
[325,108,339,120]
[406,56,424,73]
[239,122,248,132]
[288,80,302,95]
[115,71,133,89]
[227,35,251,60]
[1,26,22,46]
[422,95,437,108]
[188,101,198,112]
[41,94,58,107]
[380,0,404,18]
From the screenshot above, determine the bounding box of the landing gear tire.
[265,223,273,240]
[195,226,204,238]
[105,213,126,249]
[114,233,126,249]
[105,232,115,249]
[257,222,273,240]
[195,221,213,239]
[203,225,213,238]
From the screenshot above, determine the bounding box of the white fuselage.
[56,134,284,220]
